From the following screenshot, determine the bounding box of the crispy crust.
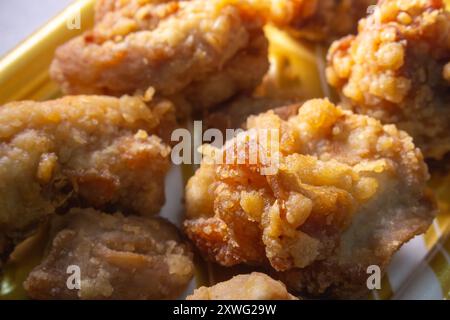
[0,95,174,257]
[184,99,436,298]
[24,208,194,300]
[327,0,450,159]
[187,272,298,300]
[50,0,269,113]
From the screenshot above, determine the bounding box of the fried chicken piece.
[24,208,194,300]
[187,272,298,300]
[222,0,376,42]
[287,0,377,42]
[0,95,174,260]
[184,99,436,298]
[204,96,301,134]
[327,0,450,160]
[50,0,269,113]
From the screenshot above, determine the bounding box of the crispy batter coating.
[327,0,450,159]
[50,0,269,113]
[187,272,298,300]
[0,95,174,257]
[24,208,194,300]
[184,98,436,298]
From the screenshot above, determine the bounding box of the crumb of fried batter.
[187,272,298,300]
[0,95,174,261]
[50,0,269,114]
[327,0,450,159]
[24,208,194,300]
[184,98,436,298]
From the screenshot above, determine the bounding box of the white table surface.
[0,0,74,57]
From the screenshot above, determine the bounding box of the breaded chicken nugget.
[327,0,450,159]
[50,0,269,113]
[0,95,174,258]
[187,272,298,300]
[184,99,436,298]
[24,208,194,299]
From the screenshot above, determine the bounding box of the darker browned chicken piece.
[24,208,194,300]
[288,0,377,42]
[204,95,301,134]
[327,0,450,160]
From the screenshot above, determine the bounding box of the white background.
[0,0,74,57]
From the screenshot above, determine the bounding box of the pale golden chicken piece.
[0,95,175,263]
[24,208,194,300]
[327,0,450,160]
[187,272,298,300]
[50,0,269,114]
[184,99,436,298]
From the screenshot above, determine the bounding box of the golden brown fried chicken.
[327,0,450,160]
[184,98,436,298]
[187,272,298,300]
[222,0,376,42]
[50,0,269,113]
[0,95,174,260]
[24,208,194,300]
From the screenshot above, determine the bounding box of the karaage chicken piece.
[327,0,450,160]
[0,235,12,270]
[222,0,376,42]
[187,272,298,300]
[50,0,269,113]
[0,95,174,261]
[184,99,436,298]
[287,0,377,42]
[24,208,194,300]
[205,96,301,134]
